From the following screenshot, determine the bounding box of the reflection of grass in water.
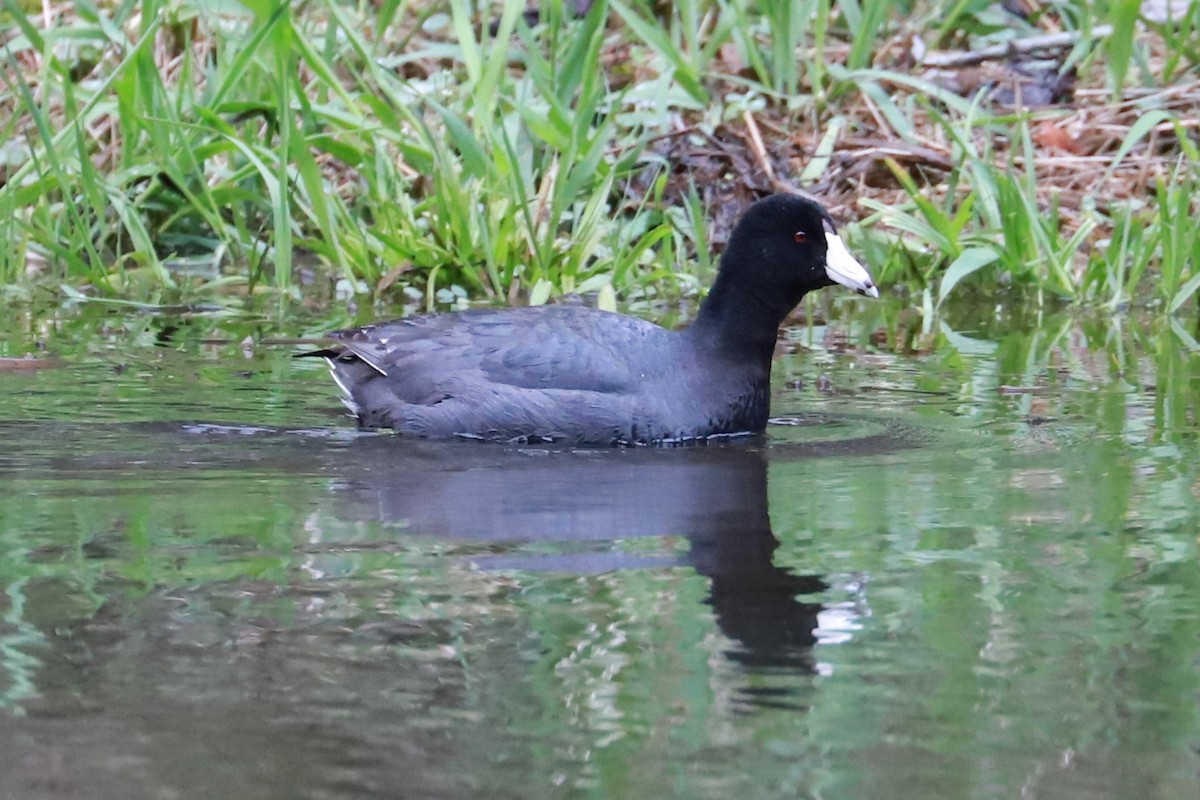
[0,579,43,711]
[0,300,1197,789]
[0,0,1195,316]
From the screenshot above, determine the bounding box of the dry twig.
[921,24,1114,68]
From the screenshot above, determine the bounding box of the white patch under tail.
[325,358,361,416]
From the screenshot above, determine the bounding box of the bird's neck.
[689,270,801,367]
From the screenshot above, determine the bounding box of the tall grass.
[0,0,1197,318]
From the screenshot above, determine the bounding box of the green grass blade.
[938,246,998,306]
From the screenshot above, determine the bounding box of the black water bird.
[302,193,878,445]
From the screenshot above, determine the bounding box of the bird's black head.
[720,193,878,305]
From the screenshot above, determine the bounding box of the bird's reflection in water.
[327,438,839,692]
[10,419,904,707]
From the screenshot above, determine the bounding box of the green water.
[1,304,1198,800]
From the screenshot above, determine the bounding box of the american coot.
[303,193,877,445]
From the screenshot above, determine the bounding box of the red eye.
[794,231,807,243]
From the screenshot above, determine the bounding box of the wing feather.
[325,306,664,402]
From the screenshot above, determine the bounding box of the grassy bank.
[1,0,1198,316]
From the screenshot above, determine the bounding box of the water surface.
[1,304,1198,799]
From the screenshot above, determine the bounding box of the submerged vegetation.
[0,0,1198,316]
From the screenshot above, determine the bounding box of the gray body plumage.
[319,305,768,445]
